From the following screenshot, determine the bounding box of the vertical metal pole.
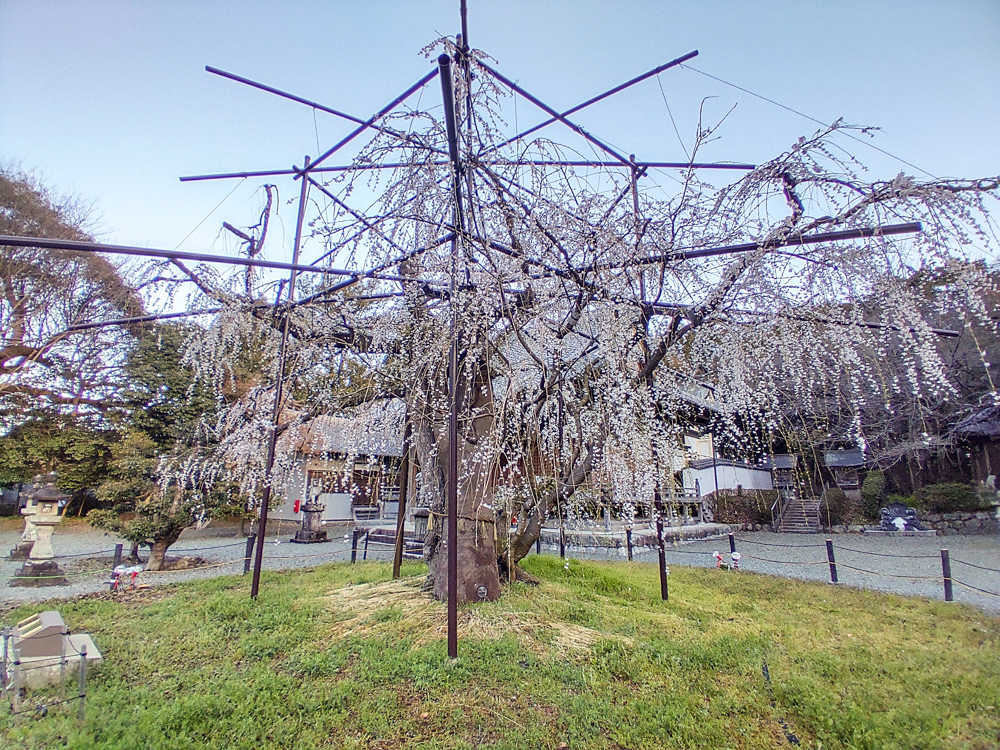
[392,425,412,579]
[11,646,21,723]
[439,52,464,661]
[243,533,256,574]
[941,549,953,602]
[559,527,566,558]
[1,627,9,684]
[251,155,311,599]
[112,544,123,569]
[728,533,736,554]
[535,535,541,555]
[363,530,370,561]
[77,644,87,725]
[626,527,633,561]
[825,539,838,584]
[351,529,360,564]
[655,496,668,601]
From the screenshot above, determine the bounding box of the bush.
[860,470,886,521]
[911,483,991,514]
[710,489,776,526]
[821,487,862,526]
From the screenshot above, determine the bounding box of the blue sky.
[2,0,998,267]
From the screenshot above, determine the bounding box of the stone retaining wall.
[920,511,999,536]
[738,511,1000,536]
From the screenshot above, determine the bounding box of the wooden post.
[243,533,257,575]
[112,544,123,569]
[825,539,838,584]
[941,549,953,602]
[351,529,360,564]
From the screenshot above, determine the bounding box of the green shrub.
[912,482,990,514]
[710,489,776,526]
[822,487,861,526]
[861,470,886,521]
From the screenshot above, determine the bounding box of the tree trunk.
[420,355,502,604]
[146,528,183,571]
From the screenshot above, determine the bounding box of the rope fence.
[6,526,998,608]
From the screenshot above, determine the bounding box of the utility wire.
[680,64,936,179]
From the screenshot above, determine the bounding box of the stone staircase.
[776,498,822,533]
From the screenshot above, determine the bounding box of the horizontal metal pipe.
[0,234,421,284]
[304,67,441,175]
[180,158,755,183]
[477,60,632,166]
[66,308,224,332]
[485,50,698,154]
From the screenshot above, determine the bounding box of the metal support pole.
[77,644,87,725]
[535,535,541,555]
[728,533,736,554]
[941,549,953,602]
[825,539,838,584]
[626,527,634,561]
[11,646,21,722]
[351,529,360,564]
[559,527,566,558]
[439,52,464,662]
[251,155,311,600]
[655,497,668,601]
[363,530,370,561]
[392,425,412,579]
[243,533,257,575]
[112,544,123,569]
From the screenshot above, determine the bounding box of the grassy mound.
[2,557,998,749]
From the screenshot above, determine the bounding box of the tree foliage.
[0,167,144,416]
[161,43,999,601]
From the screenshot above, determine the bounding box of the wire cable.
[680,63,935,178]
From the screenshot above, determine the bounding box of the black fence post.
[941,549,953,602]
[559,527,566,558]
[112,544,123,569]
[351,529,360,564]
[825,539,838,584]
[728,533,736,554]
[243,533,257,575]
[625,527,633,562]
[363,530,370,561]
[535,535,541,555]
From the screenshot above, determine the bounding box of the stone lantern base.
[290,502,331,544]
[9,541,35,561]
[10,560,69,587]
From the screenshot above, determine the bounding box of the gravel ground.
[3,521,999,615]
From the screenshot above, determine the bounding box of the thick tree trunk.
[419,355,502,604]
[146,528,183,571]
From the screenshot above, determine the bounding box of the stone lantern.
[290,485,330,544]
[9,476,41,560]
[10,473,70,587]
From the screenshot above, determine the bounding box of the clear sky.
[2,0,998,269]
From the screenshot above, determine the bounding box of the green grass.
[2,558,998,749]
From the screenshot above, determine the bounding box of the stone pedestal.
[9,540,35,560]
[290,502,330,544]
[10,560,69,587]
[29,522,58,559]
